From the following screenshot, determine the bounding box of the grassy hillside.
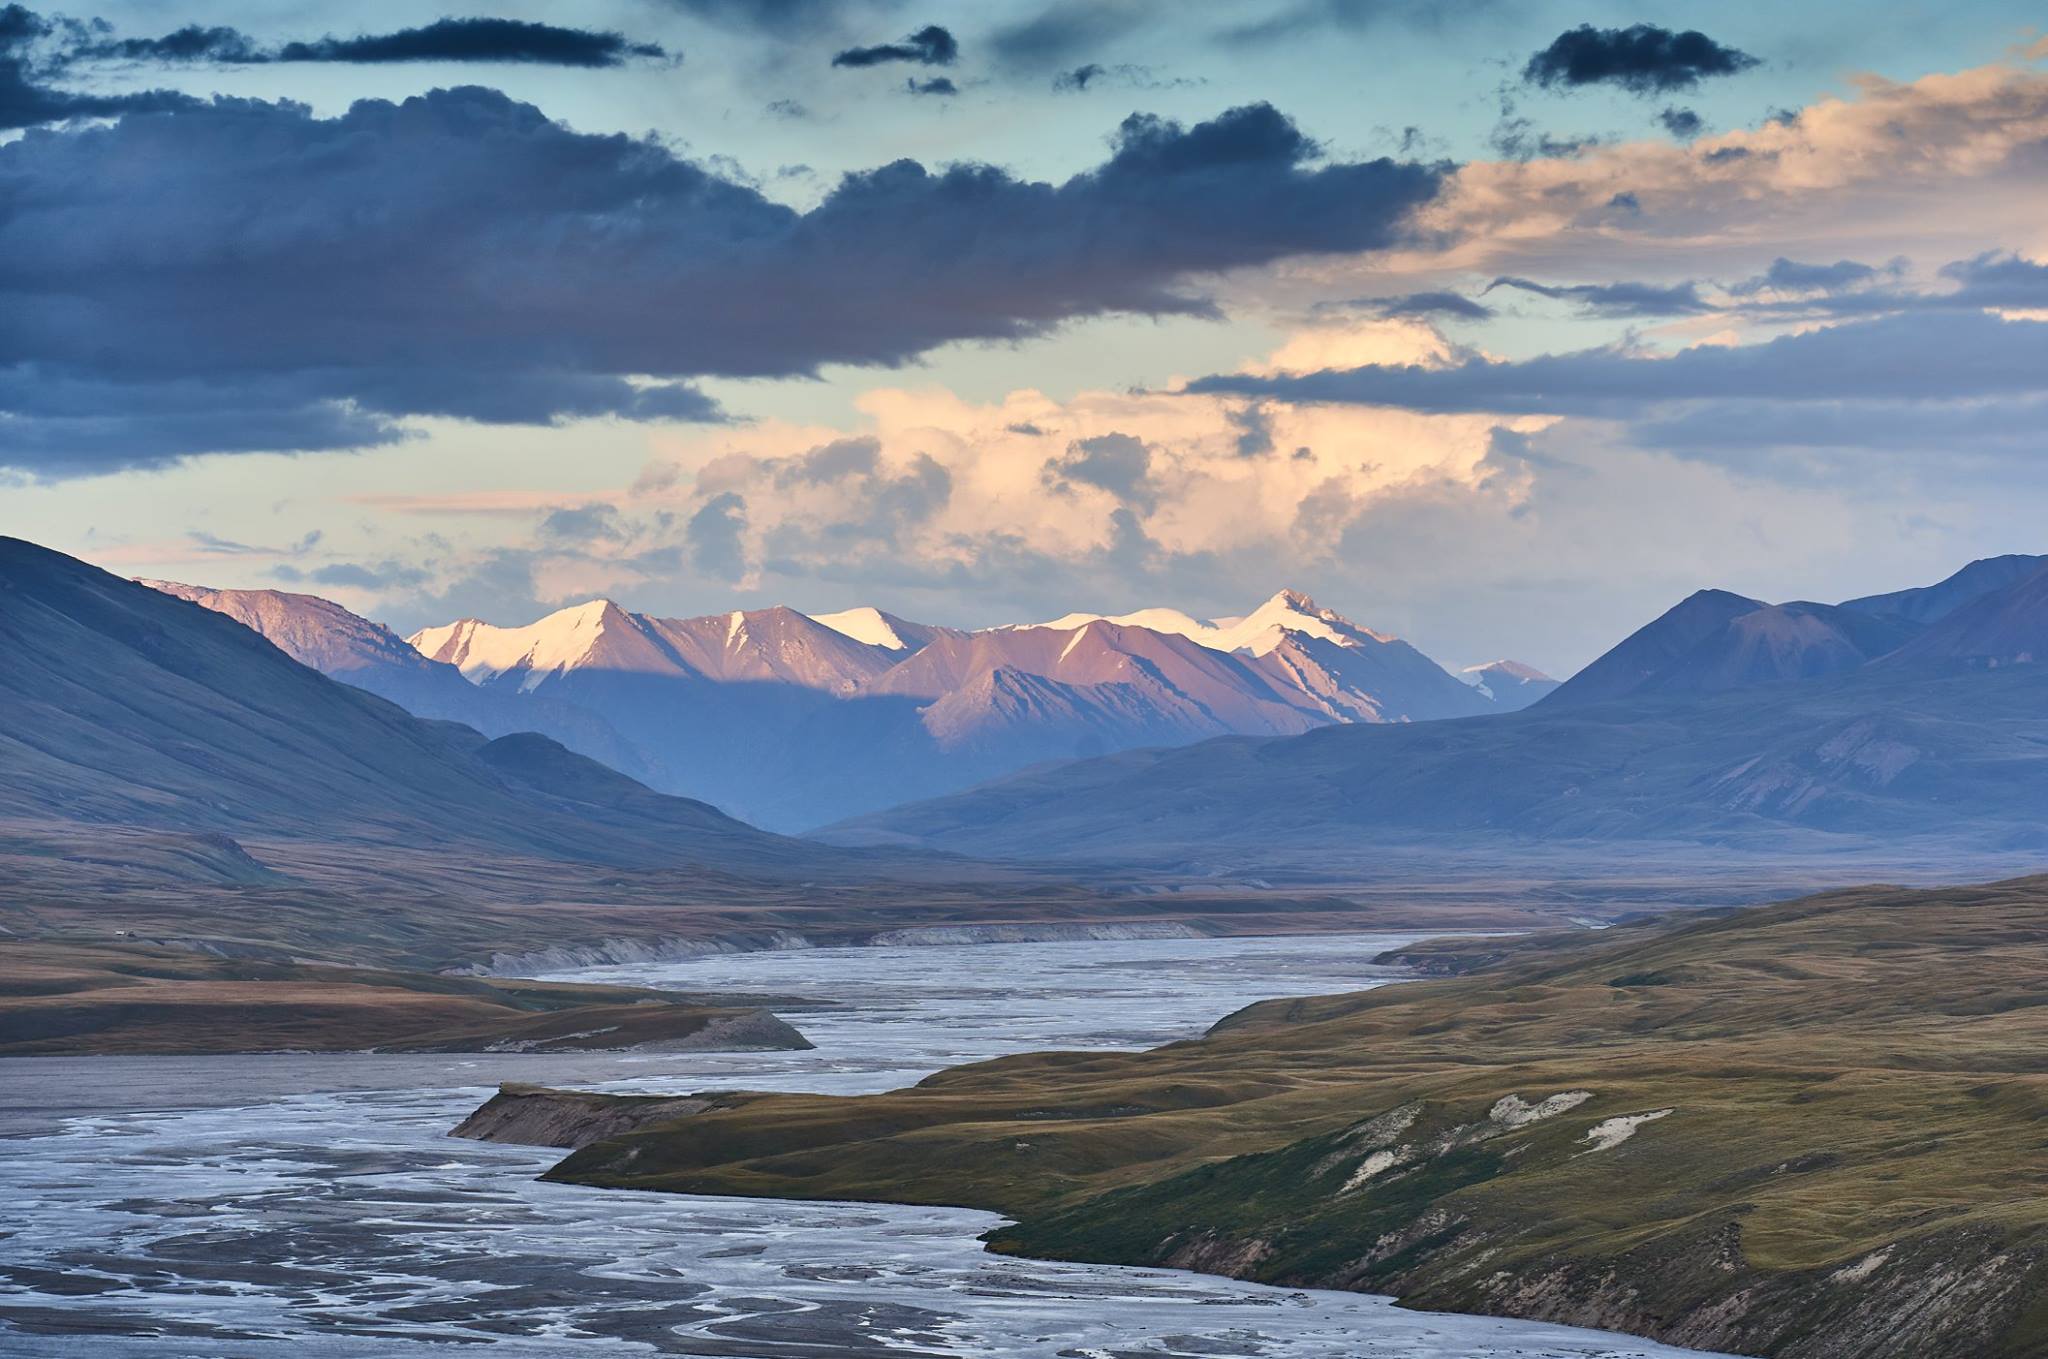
[531,874,2048,1359]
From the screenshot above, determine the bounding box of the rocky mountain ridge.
[150,580,1545,829]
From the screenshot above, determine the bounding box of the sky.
[4,0,2047,676]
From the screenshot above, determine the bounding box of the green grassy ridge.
[539,874,2048,1357]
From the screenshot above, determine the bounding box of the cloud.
[904,75,955,96]
[1657,106,1703,140]
[1486,117,1597,162]
[1053,61,1105,91]
[77,16,671,67]
[1051,61,1196,93]
[272,559,430,591]
[584,319,1527,620]
[1523,24,1759,96]
[82,17,669,67]
[1381,54,2048,289]
[687,492,750,581]
[832,23,955,67]
[539,503,628,544]
[1,5,196,130]
[1219,0,1502,46]
[1715,252,2044,318]
[990,2,1147,70]
[1045,431,1159,511]
[0,91,1440,477]
[1186,310,2048,417]
[663,0,870,35]
[1730,257,1888,295]
[1352,290,1494,320]
[1484,275,1709,317]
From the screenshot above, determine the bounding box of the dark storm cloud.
[86,17,669,67]
[1485,275,1708,317]
[1523,24,1759,96]
[0,91,1440,477]
[1186,311,2048,417]
[832,23,955,67]
[83,24,263,63]
[0,3,195,129]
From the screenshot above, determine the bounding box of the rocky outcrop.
[452,1084,717,1149]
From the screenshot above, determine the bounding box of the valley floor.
[0,931,1731,1358]
[507,874,2048,1359]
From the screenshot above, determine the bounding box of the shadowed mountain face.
[12,538,1274,969]
[1,539,812,875]
[1884,559,2048,668]
[1540,557,2040,710]
[1459,659,1560,710]
[825,556,2048,871]
[1538,588,1766,707]
[141,582,652,780]
[157,581,1524,831]
[1842,553,2048,625]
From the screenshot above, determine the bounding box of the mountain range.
[145,581,1549,830]
[6,538,1229,970]
[825,554,2048,870]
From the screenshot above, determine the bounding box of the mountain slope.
[1634,601,1920,696]
[1041,589,1492,722]
[1841,553,2048,624]
[1460,659,1559,710]
[1,540,807,874]
[393,589,1511,829]
[1539,588,1766,707]
[809,606,950,653]
[823,658,2048,869]
[12,539,1285,970]
[144,581,649,779]
[1883,559,2048,668]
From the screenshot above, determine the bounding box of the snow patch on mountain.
[409,599,621,691]
[1030,589,1395,657]
[811,606,917,651]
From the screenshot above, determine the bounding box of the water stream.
[0,932,1728,1358]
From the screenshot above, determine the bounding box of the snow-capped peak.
[408,598,622,690]
[809,606,914,650]
[1026,589,1392,657]
[1462,658,1553,683]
